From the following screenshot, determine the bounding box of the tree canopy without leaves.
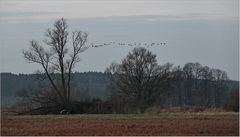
[105,47,174,111]
[23,18,89,112]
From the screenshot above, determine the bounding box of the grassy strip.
[11,113,239,120]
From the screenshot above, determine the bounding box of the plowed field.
[1,113,239,136]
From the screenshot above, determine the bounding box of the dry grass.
[1,112,239,136]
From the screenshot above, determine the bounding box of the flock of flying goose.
[90,42,167,48]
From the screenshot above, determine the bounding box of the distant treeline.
[104,59,239,113]
[1,72,109,106]
[1,67,239,113]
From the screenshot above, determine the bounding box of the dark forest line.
[1,69,239,112]
[1,71,238,98]
[1,72,109,106]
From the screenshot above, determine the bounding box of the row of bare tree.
[105,48,230,113]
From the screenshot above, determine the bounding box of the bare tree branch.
[22,18,89,112]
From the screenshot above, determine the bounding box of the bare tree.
[182,62,202,106]
[105,47,174,112]
[23,18,89,112]
[212,68,229,107]
[182,62,229,107]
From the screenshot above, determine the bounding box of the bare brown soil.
[1,114,239,136]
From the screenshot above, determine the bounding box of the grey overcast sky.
[0,0,239,80]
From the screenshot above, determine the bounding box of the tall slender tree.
[23,18,89,112]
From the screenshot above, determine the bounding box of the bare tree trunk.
[22,18,89,113]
